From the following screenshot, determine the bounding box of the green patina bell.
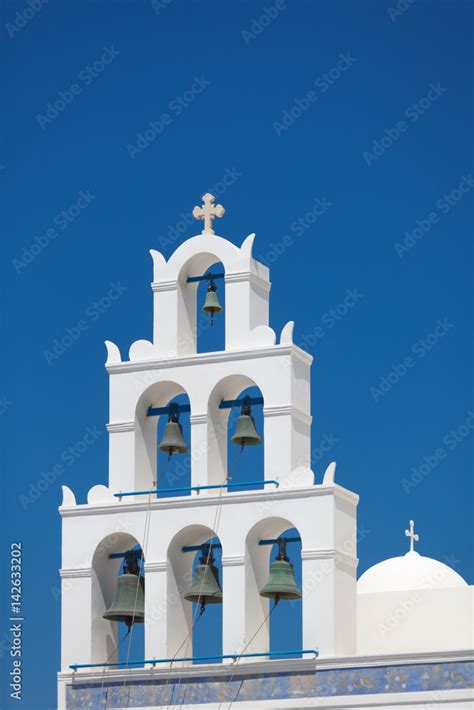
[184,545,222,612]
[260,539,302,603]
[202,281,223,324]
[232,398,261,448]
[103,551,145,631]
[158,410,188,456]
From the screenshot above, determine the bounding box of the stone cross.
[405,519,419,552]
[192,193,225,235]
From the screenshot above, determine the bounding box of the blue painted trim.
[69,649,318,671]
[219,396,264,409]
[147,403,191,417]
[113,479,279,499]
[187,272,225,283]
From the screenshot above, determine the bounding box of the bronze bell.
[259,538,302,603]
[103,551,145,631]
[231,398,261,448]
[202,280,223,325]
[158,406,188,456]
[184,544,223,612]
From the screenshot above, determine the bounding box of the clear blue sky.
[2,1,473,707]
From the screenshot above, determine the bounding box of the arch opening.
[167,525,223,661]
[134,380,190,494]
[156,392,191,497]
[91,533,144,666]
[196,263,225,353]
[177,253,226,355]
[207,375,265,489]
[245,518,302,658]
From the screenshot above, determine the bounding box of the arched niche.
[156,392,192,496]
[177,252,226,355]
[207,375,264,488]
[167,525,223,660]
[134,380,189,492]
[91,532,142,664]
[245,517,302,656]
[196,262,226,353]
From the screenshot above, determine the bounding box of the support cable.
[120,455,172,708]
[98,630,132,708]
[169,447,244,710]
[218,600,279,710]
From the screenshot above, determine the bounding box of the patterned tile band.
[66,660,474,708]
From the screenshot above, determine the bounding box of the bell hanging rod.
[113,479,279,499]
[219,395,264,410]
[259,536,301,546]
[186,271,225,283]
[69,648,318,670]
[108,549,143,560]
[147,402,190,417]
[182,539,221,553]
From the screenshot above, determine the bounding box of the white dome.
[358,551,468,594]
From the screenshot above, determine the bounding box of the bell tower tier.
[58,194,359,710]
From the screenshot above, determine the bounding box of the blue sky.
[2,0,473,707]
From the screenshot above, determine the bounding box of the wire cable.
[98,629,132,708]
[218,600,278,710]
[120,455,172,708]
[171,447,243,710]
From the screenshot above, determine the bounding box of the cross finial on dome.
[405,519,419,553]
[192,193,225,235]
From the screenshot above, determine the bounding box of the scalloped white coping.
[61,485,76,507]
[323,461,337,485]
[280,320,294,345]
[87,485,116,505]
[104,340,122,365]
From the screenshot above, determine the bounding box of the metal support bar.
[182,540,222,553]
[108,551,144,560]
[219,396,264,409]
[259,536,301,546]
[69,649,318,670]
[187,272,225,284]
[147,403,191,417]
[113,479,279,500]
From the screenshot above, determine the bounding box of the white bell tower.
[57,194,359,709]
